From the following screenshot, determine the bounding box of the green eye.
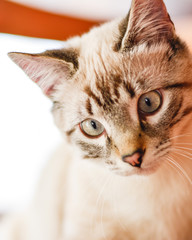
[80,119,105,138]
[138,90,162,114]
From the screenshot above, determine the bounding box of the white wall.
[10,0,192,20]
[0,34,63,211]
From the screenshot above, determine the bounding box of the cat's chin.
[113,162,161,177]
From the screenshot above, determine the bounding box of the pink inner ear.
[18,58,46,84]
[45,84,55,96]
[21,62,30,70]
[34,76,42,83]
[9,52,72,97]
[12,55,60,96]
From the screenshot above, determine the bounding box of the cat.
[1,0,192,239]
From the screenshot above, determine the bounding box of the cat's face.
[51,40,192,176]
[9,0,192,176]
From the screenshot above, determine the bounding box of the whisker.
[174,143,192,146]
[173,146,192,152]
[166,157,184,179]
[81,168,107,205]
[100,178,112,240]
[157,150,170,159]
[166,156,192,185]
[170,148,192,160]
[90,174,112,238]
[169,133,192,141]
[111,178,127,231]
[92,174,112,240]
[96,175,112,207]
[100,176,113,240]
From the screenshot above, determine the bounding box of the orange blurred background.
[0,1,102,40]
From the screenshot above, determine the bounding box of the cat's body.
[1,141,192,240]
[1,0,192,239]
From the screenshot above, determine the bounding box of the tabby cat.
[1,0,192,239]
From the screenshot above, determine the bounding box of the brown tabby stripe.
[42,48,79,69]
[66,128,75,136]
[96,75,127,105]
[84,85,114,112]
[140,96,183,138]
[76,141,103,158]
[52,101,64,110]
[164,82,192,90]
[182,106,192,117]
[154,97,183,130]
[86,98,93,115]
[95,76,115,106]
[170,99,183,122]
[85,71,137,111]
[84,86,102,107]
[155,139,170,149]
[167,37,187,61]
[83,154,101,159]
[123,81,135,98]
[154,144,171,156]
[113,75,123,100]
[106,136,112,157]
[170,106,192,128]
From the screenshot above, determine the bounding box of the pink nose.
[122,150,144,167]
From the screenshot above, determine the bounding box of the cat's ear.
[120,0,175,50]
[8,49,78,98]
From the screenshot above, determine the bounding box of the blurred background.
[0,0,192,212]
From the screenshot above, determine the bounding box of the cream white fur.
[1,136,192,240]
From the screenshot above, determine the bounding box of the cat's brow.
[164,82,192,89]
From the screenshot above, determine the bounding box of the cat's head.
[9,0,192,176]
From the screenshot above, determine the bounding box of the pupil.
[91,121,97,130]
[145,98,151,107]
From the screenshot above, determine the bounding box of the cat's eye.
[80,119,105,138]
[138,90,162,115]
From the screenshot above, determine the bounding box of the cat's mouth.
[112,160,162,176]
